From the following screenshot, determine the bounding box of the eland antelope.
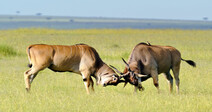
[111,42,196,93]
[24,44,124,94]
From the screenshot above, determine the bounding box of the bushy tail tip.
[28,64,32,68]
[181,58,196,67]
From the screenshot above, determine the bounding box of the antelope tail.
[27,46,32,68]
[181,58,196,67]
[28,64,32,68]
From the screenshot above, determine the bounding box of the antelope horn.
[136,74,148,77]
[122,58,131,71]
[123,82,128,88]
[109,65,123,75]
[120,72,130,78]
[118,80,126,83]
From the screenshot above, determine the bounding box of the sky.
[1,0,212,20]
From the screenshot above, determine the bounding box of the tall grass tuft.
[0,45,18,57]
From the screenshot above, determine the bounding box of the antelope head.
[110,58,148,91]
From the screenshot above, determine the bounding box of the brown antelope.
[111,42,196,93]
[24,44,124,94]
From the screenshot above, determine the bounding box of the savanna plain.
[0,29,211,112]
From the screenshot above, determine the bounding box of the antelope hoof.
[138,87,144,91]
[138,86,145,91]
[26,88,30,92]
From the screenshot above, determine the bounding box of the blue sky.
[1,0,212,20]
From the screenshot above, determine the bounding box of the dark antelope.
[24,44,124,94]
[111,42,196,93]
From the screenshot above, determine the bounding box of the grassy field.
[0,29,212,112]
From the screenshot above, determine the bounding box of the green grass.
[0,29,212,112]
[0,45,18,57]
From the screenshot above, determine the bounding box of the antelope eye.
[113,77,117,81]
